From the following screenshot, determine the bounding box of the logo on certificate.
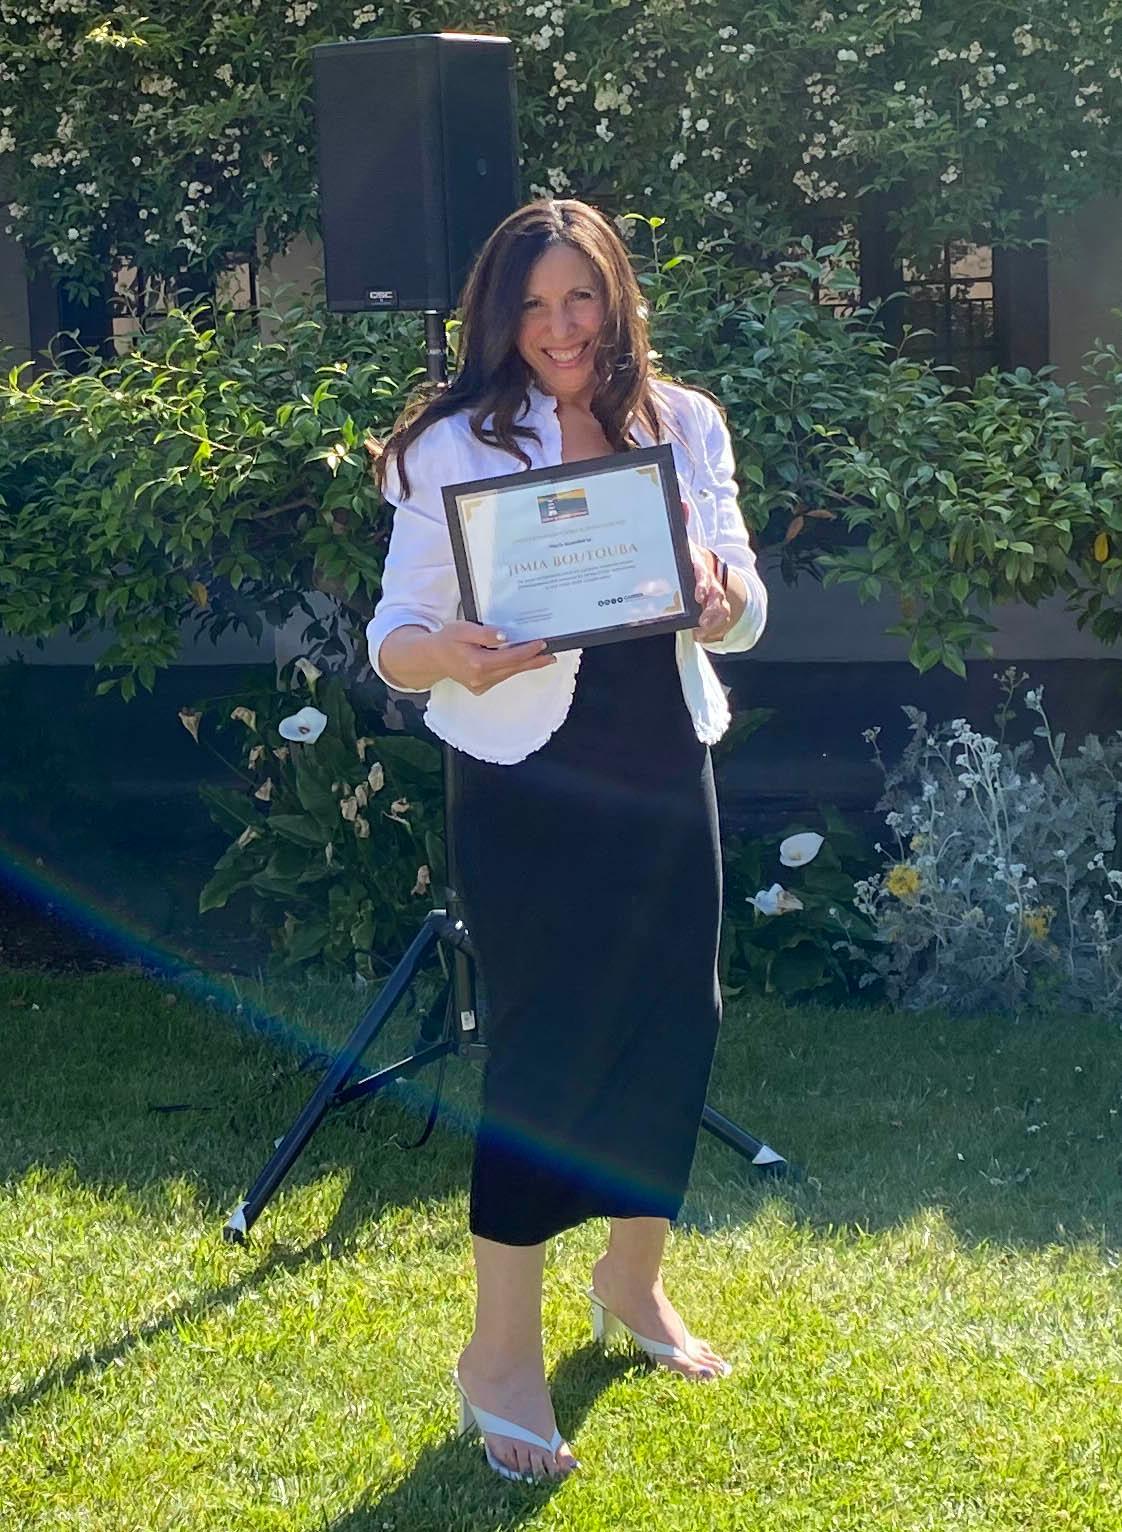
[537,487,590,523]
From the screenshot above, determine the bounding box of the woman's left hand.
[688,540,733,641]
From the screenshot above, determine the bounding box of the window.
[110,257,257,352]
[803,208,1047,384]
[899,241,998,384]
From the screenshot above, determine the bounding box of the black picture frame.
[441,443,701,652]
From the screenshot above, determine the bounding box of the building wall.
[1047,193,1122,402]
[751,576,1112,665]
[0,623,274,666]
[256,232,325,339]
[0,225,31,364]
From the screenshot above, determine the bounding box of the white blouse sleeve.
[366,417,465,692]
[690,391,768,656]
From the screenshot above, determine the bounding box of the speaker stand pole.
[221,315,796,1244]
[422,311,485,1062]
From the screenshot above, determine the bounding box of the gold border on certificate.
[441,443,701,652]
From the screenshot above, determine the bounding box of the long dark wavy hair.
[372,199,665,500]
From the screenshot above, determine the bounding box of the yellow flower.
[1022,905,1055,941]
[910,833,926,852]
[886,863,922,900]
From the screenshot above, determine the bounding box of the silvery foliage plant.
[853,670,1122,1015]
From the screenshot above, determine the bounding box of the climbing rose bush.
[4,0,1122,300]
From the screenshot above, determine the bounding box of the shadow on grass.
[0,1235,333,1438]
[5,968,1122,1261]
[0,1143,464,1442]
[0,968,478,1229]
[698,996,1122,1253]
[326,1346,631,1532]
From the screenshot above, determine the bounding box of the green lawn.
[3,966,1122,1530]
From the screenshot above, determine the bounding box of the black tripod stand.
[222,312,797,1245]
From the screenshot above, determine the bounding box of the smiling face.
[516,242,606,405]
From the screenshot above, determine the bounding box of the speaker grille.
[313,35,520,312]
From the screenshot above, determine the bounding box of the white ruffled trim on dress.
[423,649,585,765]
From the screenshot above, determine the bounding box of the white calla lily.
[278,706,328,744]
[748,883,804,916]
[293,656,322,686]
[780,832,824,868]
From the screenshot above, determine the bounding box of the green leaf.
[200,785,258,835]
[267,813,329,847]
[199,863,253,913]
[283,919,330,964]
[376,735,442,774]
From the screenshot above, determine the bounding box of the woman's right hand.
[427,621,557,695]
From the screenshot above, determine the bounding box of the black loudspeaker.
[312,33,521,312]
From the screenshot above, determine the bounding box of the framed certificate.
[441,444,701,651]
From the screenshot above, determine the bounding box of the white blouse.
[366,378,768,764]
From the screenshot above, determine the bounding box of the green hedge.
[3,228,1122,693]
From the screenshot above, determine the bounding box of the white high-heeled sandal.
[453,1370,576,1483]
[586,1287,733,1377]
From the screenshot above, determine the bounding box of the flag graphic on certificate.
[537,488,590,523]
[442,444,701,653]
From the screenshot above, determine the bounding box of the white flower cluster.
[352,3,380,23]
[805,74,839,108]
[594,77,634,116]
[139,75,176,97]
[525,6,565,52]
[284,0,317,24]
[1012,24,1043,57]
[548,48,584,112]
[30,143,88,169]
[793,168,840,202]
[0,127,14,155]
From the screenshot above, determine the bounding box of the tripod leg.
[701,1105,801,1181]
[223,914,445,1242]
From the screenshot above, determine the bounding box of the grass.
[3,965,1122,1529]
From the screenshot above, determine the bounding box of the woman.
[367,199,767,1483]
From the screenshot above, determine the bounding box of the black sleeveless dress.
[452,631,723,1246]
